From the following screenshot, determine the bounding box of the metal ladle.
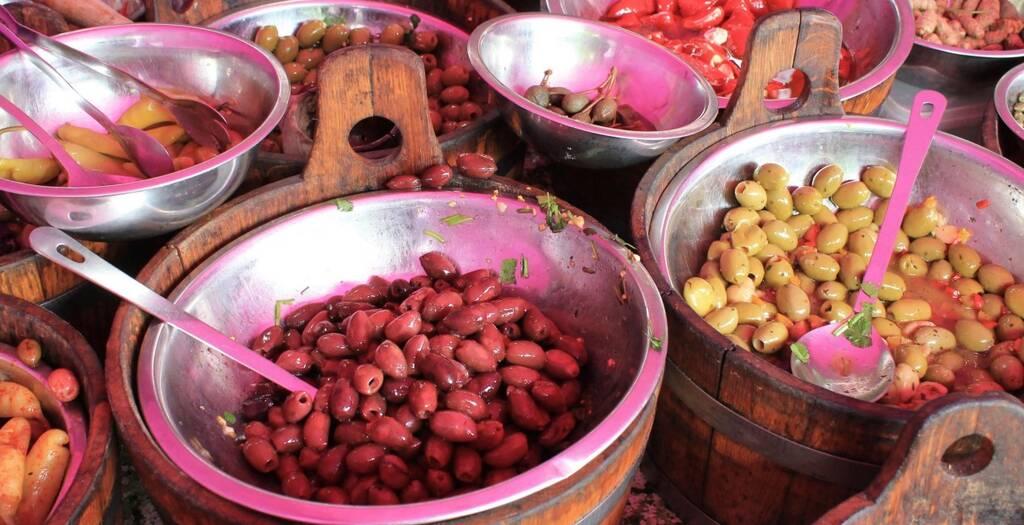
[789,90,947,402]
[0,6,230,151]
[0,18,176,179]
[29,227,318,397]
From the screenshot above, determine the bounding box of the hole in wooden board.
[349,116,402,160]
[941,433,994,476]
[763,68,810,114]
[56,244,85,263]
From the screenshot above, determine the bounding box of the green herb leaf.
[273,298,294,326]
[861,282,880,299]
[609,233,637,251]
[425,230,446,243]
[499,258,517,284]
[538,193,567,232]
[441,214,473,226]
[324,15,347,26]
[222,411,237,425]
[649,334,663,351]
[333,198,354,212]
[520,255,529,278]
[790,342,810,363]
[833,302,875,348]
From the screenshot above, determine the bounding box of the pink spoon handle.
[854,90,947,310]
[0,93,87,180]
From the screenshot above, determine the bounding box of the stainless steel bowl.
[0,24,289,241]
[544,0,913,110]
[995,60,1024,148]
[468,13,718,169]
[137,189,667,524]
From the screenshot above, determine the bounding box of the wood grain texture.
[841,74,895,116]
[816,393,1024,525]
[0,295,116,525]
[0,241,112,303]
[631,10,910,525]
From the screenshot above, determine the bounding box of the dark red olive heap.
[384,153,497,191]
[238,251,589,505]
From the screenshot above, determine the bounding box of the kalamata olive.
[442,306,486,336]
[420,252,459,280]
[386,174,422,191]
[465,371,502,400]
[345,283,385,305]
[402,480,429,503]
[315,487,349,504]
[505,340,546,369]
[271,425,304,453]
[544,349,580,380]
[379,454,412,490]
[440,120,459,134]
[298,447,322,471]
[440,103,461,121]
[368,416,416,449]
[424,435,453,468]
[420,353,471,391]
[346,443,386,474]
[459,102,483,121]
[374,341,409,378]
[303,412,330,451]
[409,380,439,419]
[471,420,505,451]
[422,290,464,322]
[440,86,470,105]
[455,153,497,180]
[301,310,334,345]
[316,333,352,358]
[499,365,541,388]
[399,287,435,313]
[267,406,287,428]
[424,68,445,96]
[530,380,567,414]
[381,377,412,404]
[242,438,279,473]
[523,308,558,341]
[453,446,483,484]
[284,328,301,348]
[429,410,479,442]
[360,392,387,421]
[463,275,502,304]
[561,380,582,406]
[244,421,272,440]
[429,334,461,359]
[252,326,285,355]
[411,30,439,52]
[483,432,528,468]
[539,412,576,448]
[445,390,488,420]
[455,340,497,373]
[277,454,299,480]
[276,350,313,375]
[506,386,550,431]
[426,469,455,497]
[403,335,430,374]
[327,300,374,321]
[283,391,313,423]
[421,53,439,71]
[419,164,453,189]
[330,379,359,422]
[345,310,373,351]
[486,399,507,422]
[353,364,385,395]
[334,421,370,446]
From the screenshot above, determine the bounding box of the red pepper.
[720,11,754,58]
[976,199,991,209]
[746,0,769,16]
[676,0,720,17]
[981,320,998,329]
[803,224,821,244]
[603,0,656,20]
[642,11,684,34]
[657,0,677,13]
[613,12,644,28]
[765,0,794,9]
[722,0,750,15]
[972,294,984,310]
[680,6,725,31]
[789,320,810,340]
[838,46,853,84]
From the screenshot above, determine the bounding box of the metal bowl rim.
[137,188,668,524]
[646,114,1024,414]
[0,23,289,198]
[468,12,720,140]
[994,60,1024,143]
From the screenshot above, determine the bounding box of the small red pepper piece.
[976,199,991,209]
[971,294,984,310]
[680,6,725,31]
[980,320,998,329]
[803,224,821,244]
[603,0,656,20]
[789,320,810,340]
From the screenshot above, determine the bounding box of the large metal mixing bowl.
[995,61,1024,148]
[136,188,667,524]
[0,24,289,240]
[544,0,914,111]
[469,13,718,169]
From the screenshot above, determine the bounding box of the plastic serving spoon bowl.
[29,227,318,397]
[789,90,948,402]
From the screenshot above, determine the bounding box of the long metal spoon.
[789,90,947,402]
[0,20,175,178]
[0,93,141,187]
[0,6,230,151]
[29,227,318,397]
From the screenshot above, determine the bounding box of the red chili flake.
[971,294,984,310]
[980,320,998,329]
[788,320,810,340]
[951,273,962,282]
[804,224,821,244]
[976,199,991,209]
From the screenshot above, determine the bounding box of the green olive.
[816,223,849,254]
[989,354,1024,390]
[798,252,840,282]
[935,350,965,371]
[897,253,928,278]
[888,298,932,323]
[747,257,765,286]
[683,277,715,316]
[953,278,984,301]
[349,27,373,45]
[997,314,1024,341]
[752,321,789,354]
[274,35,300,63]
[1005,284,1024,317]
[893,230,910,254]
[816,280,848,302]
[753,163,790,191]
[726,277,756,304]
[928,260,954,283]
[764,259,795,288]
[380,23,407,45]
[977,263,1015,294]
[812,208,838,225]
[255,25,280,52]
[924,364,955,387]
[786,214,815,237]
[955,319,995,352]
[757,210,777,225]
[283,62,308,83]
[735,302,774,325]
[763,220,798,251]
[909,237,947,262]
[296,20,327,48]
[705,306,739,334]
[795,272,817,295]
[831,181,871,209]
[719,249,750,284]
[949,244,982,278]
[895,344,928,377]
[322,24,351,52]
[765,188,794,219]
[980,294,1005,321]
[811,164,843,198]
[734,180,768,210]
[861,165,896,198]
[879,271,906,301]
[847,228,877,261]
[792,186,825,215]
[295,48,325,69]
[836,207,874,232]
[707,276,728,310]
[753,244,786,262]
[707,240,731,261]
[913,326,956,352]
[699,261,722,280]
[839,253,867,290]
[819,300,853,322]
[723,207,760,232]
[872,317,902,338]
[731,224,768,256]
[873,198,889,226]
[901,202,940,238]
[777,283,811,322]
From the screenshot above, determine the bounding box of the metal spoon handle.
[854,90,947,310]
[0,93,87,179]
[28,227,317,397]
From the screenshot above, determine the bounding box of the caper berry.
[525,85,550,107]
[561,93,590,115]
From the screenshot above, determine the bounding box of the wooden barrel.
[982,102,1024,167]
[631,12,911,525]
[0,294,119,524]
[106,44,660,524]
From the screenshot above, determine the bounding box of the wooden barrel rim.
[0,240,114,303]
[0,294,116,524]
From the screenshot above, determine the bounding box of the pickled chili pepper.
[603,0,655,19]
[656,0,676,14]
[680,6,726,31]
[676,0,720,17]
[720,11,754,57]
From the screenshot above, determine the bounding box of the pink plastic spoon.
[790,90,947,402]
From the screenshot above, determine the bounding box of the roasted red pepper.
[720,11,754,57]
[657,0,676,14]
[676,0,720,17]
[838,45,853,84]
[603,0,655,19]
[681,6,726,31]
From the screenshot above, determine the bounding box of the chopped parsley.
[425,230,446,243]
[273,298,294,326]
[333,198,353,212]
[790,342,809,363]
[499,258,517,284]
[441,213,473,226]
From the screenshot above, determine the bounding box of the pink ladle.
[790,90,947,402]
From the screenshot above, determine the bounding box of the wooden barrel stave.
[840,75,896,116]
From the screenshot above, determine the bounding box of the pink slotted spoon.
[789,90,947,402]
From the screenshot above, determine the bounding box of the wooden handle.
[722,8,844,136]
[301,44,443,198]
[816,392,1024,524]
[34,0,132,26]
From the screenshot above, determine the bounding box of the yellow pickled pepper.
[0,158,60,184]
[116,96,177,130]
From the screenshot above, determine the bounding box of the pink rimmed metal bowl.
[134,188,667,523]
[0,24,288,241]
[544,0,914,114]
[468,12,718,169]
[995,60,1024,149]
